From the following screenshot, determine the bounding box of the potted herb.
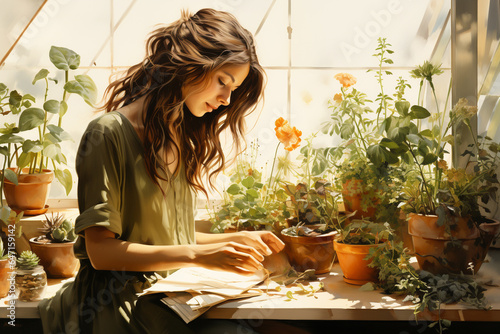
[280,178,340,274]
[321,39,404,229]
[333,220,393,285]
[2,46,97,214]
[15,250,47,302]
[29,213,79,278]
[367,60,500,274]
[210,117,302,233]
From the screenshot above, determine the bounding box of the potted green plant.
[2,46,97,214]
[279,177,340,275]
[29,212,78,278]
[333,220,393,285]
[210,117,302,233]
[367,60,500,274]
[15,250,47,302]
[321,39,405,229]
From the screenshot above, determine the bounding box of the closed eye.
[219,79,226,87]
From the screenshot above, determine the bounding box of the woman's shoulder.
[86,111,127,132]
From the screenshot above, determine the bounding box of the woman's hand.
[193,241,265,275]
[231,231,285,257]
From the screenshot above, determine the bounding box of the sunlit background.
[1,0,499,207]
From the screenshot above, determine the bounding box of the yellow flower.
[275,117,302,151]
[334,73,357,88]
[333,93,342,104]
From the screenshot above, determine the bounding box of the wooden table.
[2,250,500,325]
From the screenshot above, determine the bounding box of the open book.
[142,267,268,323]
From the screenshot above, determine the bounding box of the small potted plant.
[2,46,97,214]
[333,220,393,285]
[280,178,340,274]
[29,213,79,278]
[15,250,47,302]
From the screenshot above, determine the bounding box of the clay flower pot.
[0,259,14,298]
[280,230,337,274]
[3,168,54,214]
[341,179,378,220]
[334,239,380,285]
[29,238,79,278]
[408,214,500,275]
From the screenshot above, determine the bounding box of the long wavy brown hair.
[101,8,265,196]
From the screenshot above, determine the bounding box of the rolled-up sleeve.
[75,127,123,238]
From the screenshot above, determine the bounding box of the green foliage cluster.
[210,141,288,233]
[364,241,490,333]
[0,46,98,200]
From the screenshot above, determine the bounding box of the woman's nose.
[218,90,231,106]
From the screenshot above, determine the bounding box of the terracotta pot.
[29,238,79,278]
[397,211,414,254]
[3,168,54,212]
[334,239,380,285]
[280,229,337,274]
[408,214,500,275]
[341,179,378,220]
[0,259,14,298]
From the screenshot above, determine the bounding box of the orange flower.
[334,73,357,88]
[333,93,342,103]
[275,117,302,151]
[437,160,448,171]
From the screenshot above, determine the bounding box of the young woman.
[39,8,284,334]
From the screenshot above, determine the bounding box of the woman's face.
[182,63,250,117]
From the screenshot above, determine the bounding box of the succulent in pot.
[15,250,47,302]
[29,213,79,278]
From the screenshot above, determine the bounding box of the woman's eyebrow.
[223,71,235,83]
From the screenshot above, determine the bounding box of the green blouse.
[39,111,197,334]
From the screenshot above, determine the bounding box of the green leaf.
[22,140,43,153]
[409,105,431,119]
[395,101,410,116]
[0,134,24,144]
[0,146,8,156]
[419,129,433,138]
[19,108,44,131]
[359,282,375,291]
[16,152,32,170]
[4,168,18,185]
[9,90,22,109]
[47,125,72,142]
[49,46,80,70]
[422,153,438,165]
[406,134,421,145]
[246,188,259,199]
[59,100,68,117]
[340,122,354,139]
[367,145,399,165]
[64,74,98,107]
[241,176,255,189]
[226,184,241,195]
[43,99,60,114]
[32,69,49,84]
[43,143,65,164]
[379,138,399,149]
[54,168,72,195]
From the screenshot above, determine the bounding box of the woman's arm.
[196,231,285,256]
[85,227,265,275]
